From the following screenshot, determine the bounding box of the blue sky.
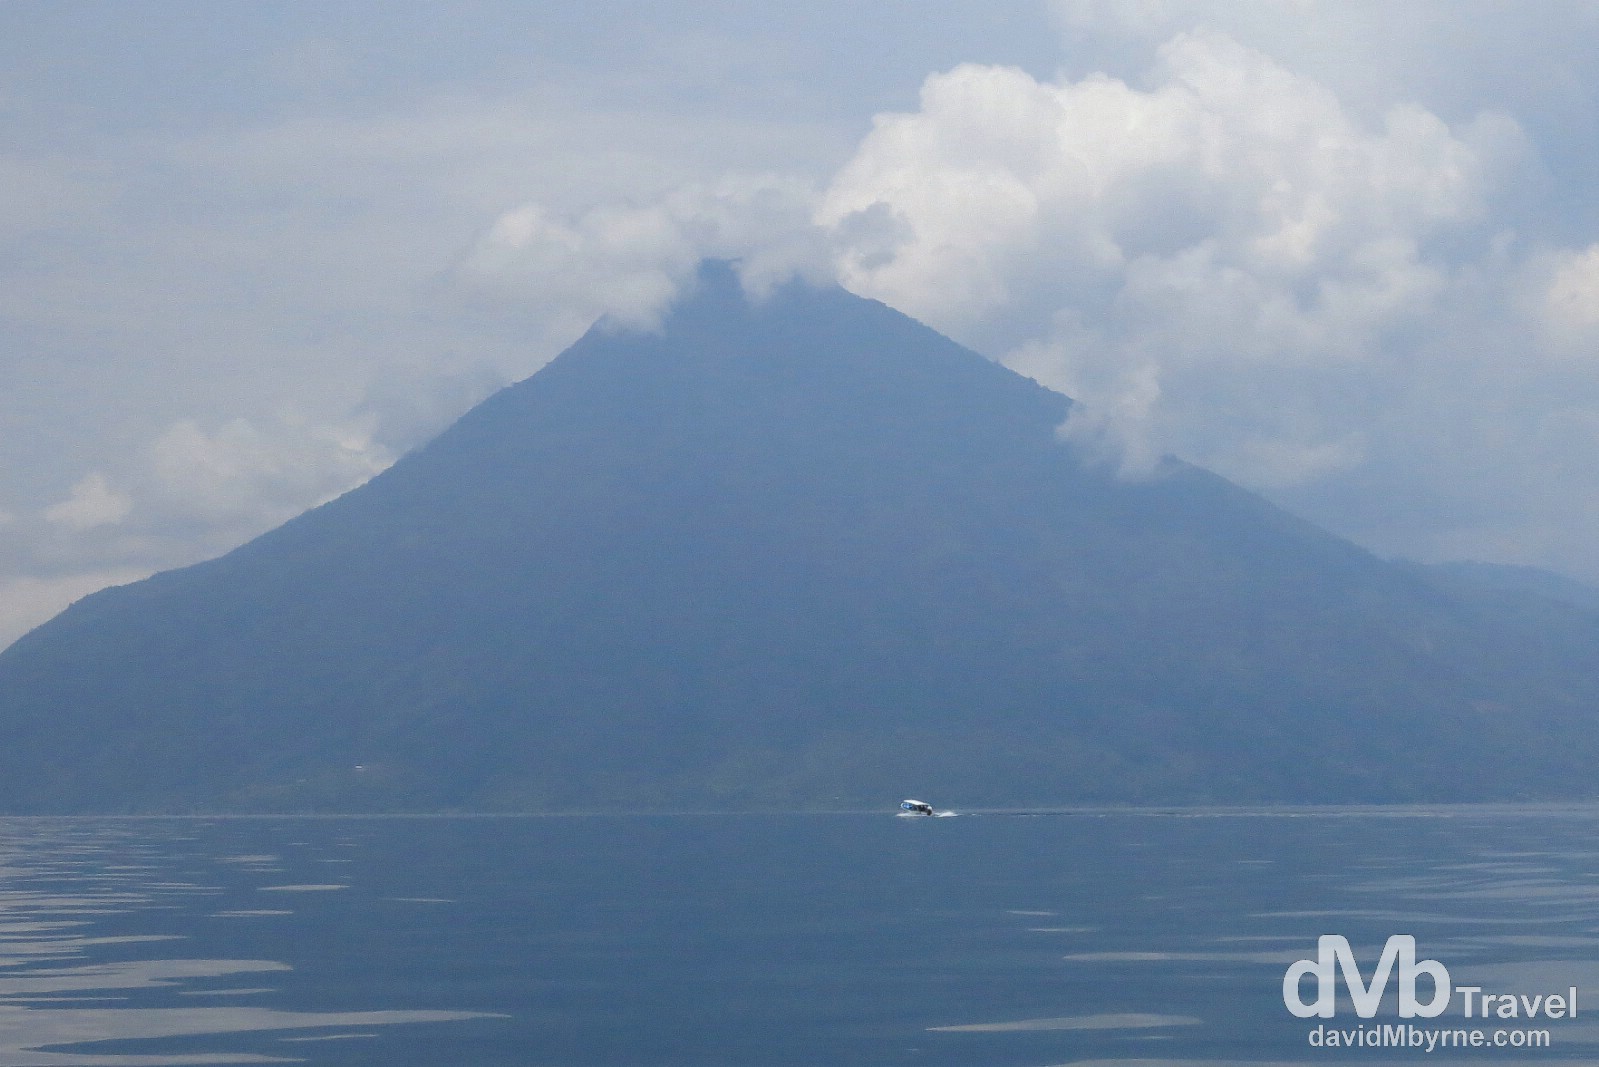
[5,1,1599,647]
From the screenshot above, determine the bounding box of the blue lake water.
[3,809,1599,1065]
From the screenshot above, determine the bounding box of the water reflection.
[0,821,488,1065]
[949,809,1599,1065]
[5,810,1599,1065]
[929,1012,1201,1032]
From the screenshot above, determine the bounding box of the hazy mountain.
[4,262,1599,812]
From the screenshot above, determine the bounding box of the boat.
[900,799,935,815]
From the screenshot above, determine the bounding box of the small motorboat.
[900,799,935,816]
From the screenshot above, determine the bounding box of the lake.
[2,808,1598,1064]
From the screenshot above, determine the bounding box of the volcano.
[4,262,1598,812]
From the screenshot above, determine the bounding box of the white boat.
[900,799,934,815]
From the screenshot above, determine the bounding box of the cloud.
[43,474,133,531]
[450,174,829,333]
[1049,1,1599,112]
[793,21,1599,585]
[0,407,404,651]
[356,366,509,456]
[1537,244,1599,348]
[0,407,408,652]
[144,417,392,530]
[815,31,1523,485]
[10,416,391,600]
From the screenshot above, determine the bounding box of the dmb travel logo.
[1283,935,1576,1052]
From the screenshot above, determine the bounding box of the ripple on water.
[254,885,346,893]
[929,1013,1202,1033]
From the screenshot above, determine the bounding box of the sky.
[4,0,1599,650]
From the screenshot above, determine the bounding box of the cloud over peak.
[9,2,1599,651]
[434,22,1597,578]
[452,175,828,337]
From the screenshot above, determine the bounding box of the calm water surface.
[2,809,1598,1065]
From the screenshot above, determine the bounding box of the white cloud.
[43,473,133,531]
[357,367,508,456]
[816,31,1518,483]
[452,174,828,333]
[19,416,389,585]
[1207,432,1368,491]
[145,416,392,530]
[1049,1,1599,116]
[1054,358,1165,477]
[0,417,392,654]
[1538,244,1599,348]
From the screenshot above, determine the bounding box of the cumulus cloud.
[43,474,133,531]
[7,416,392,622]
[144,416,390,530]
[0,408,399,650]
[450,174,829,336]
[1538,244,1599,348]
[816,30,1518,481]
